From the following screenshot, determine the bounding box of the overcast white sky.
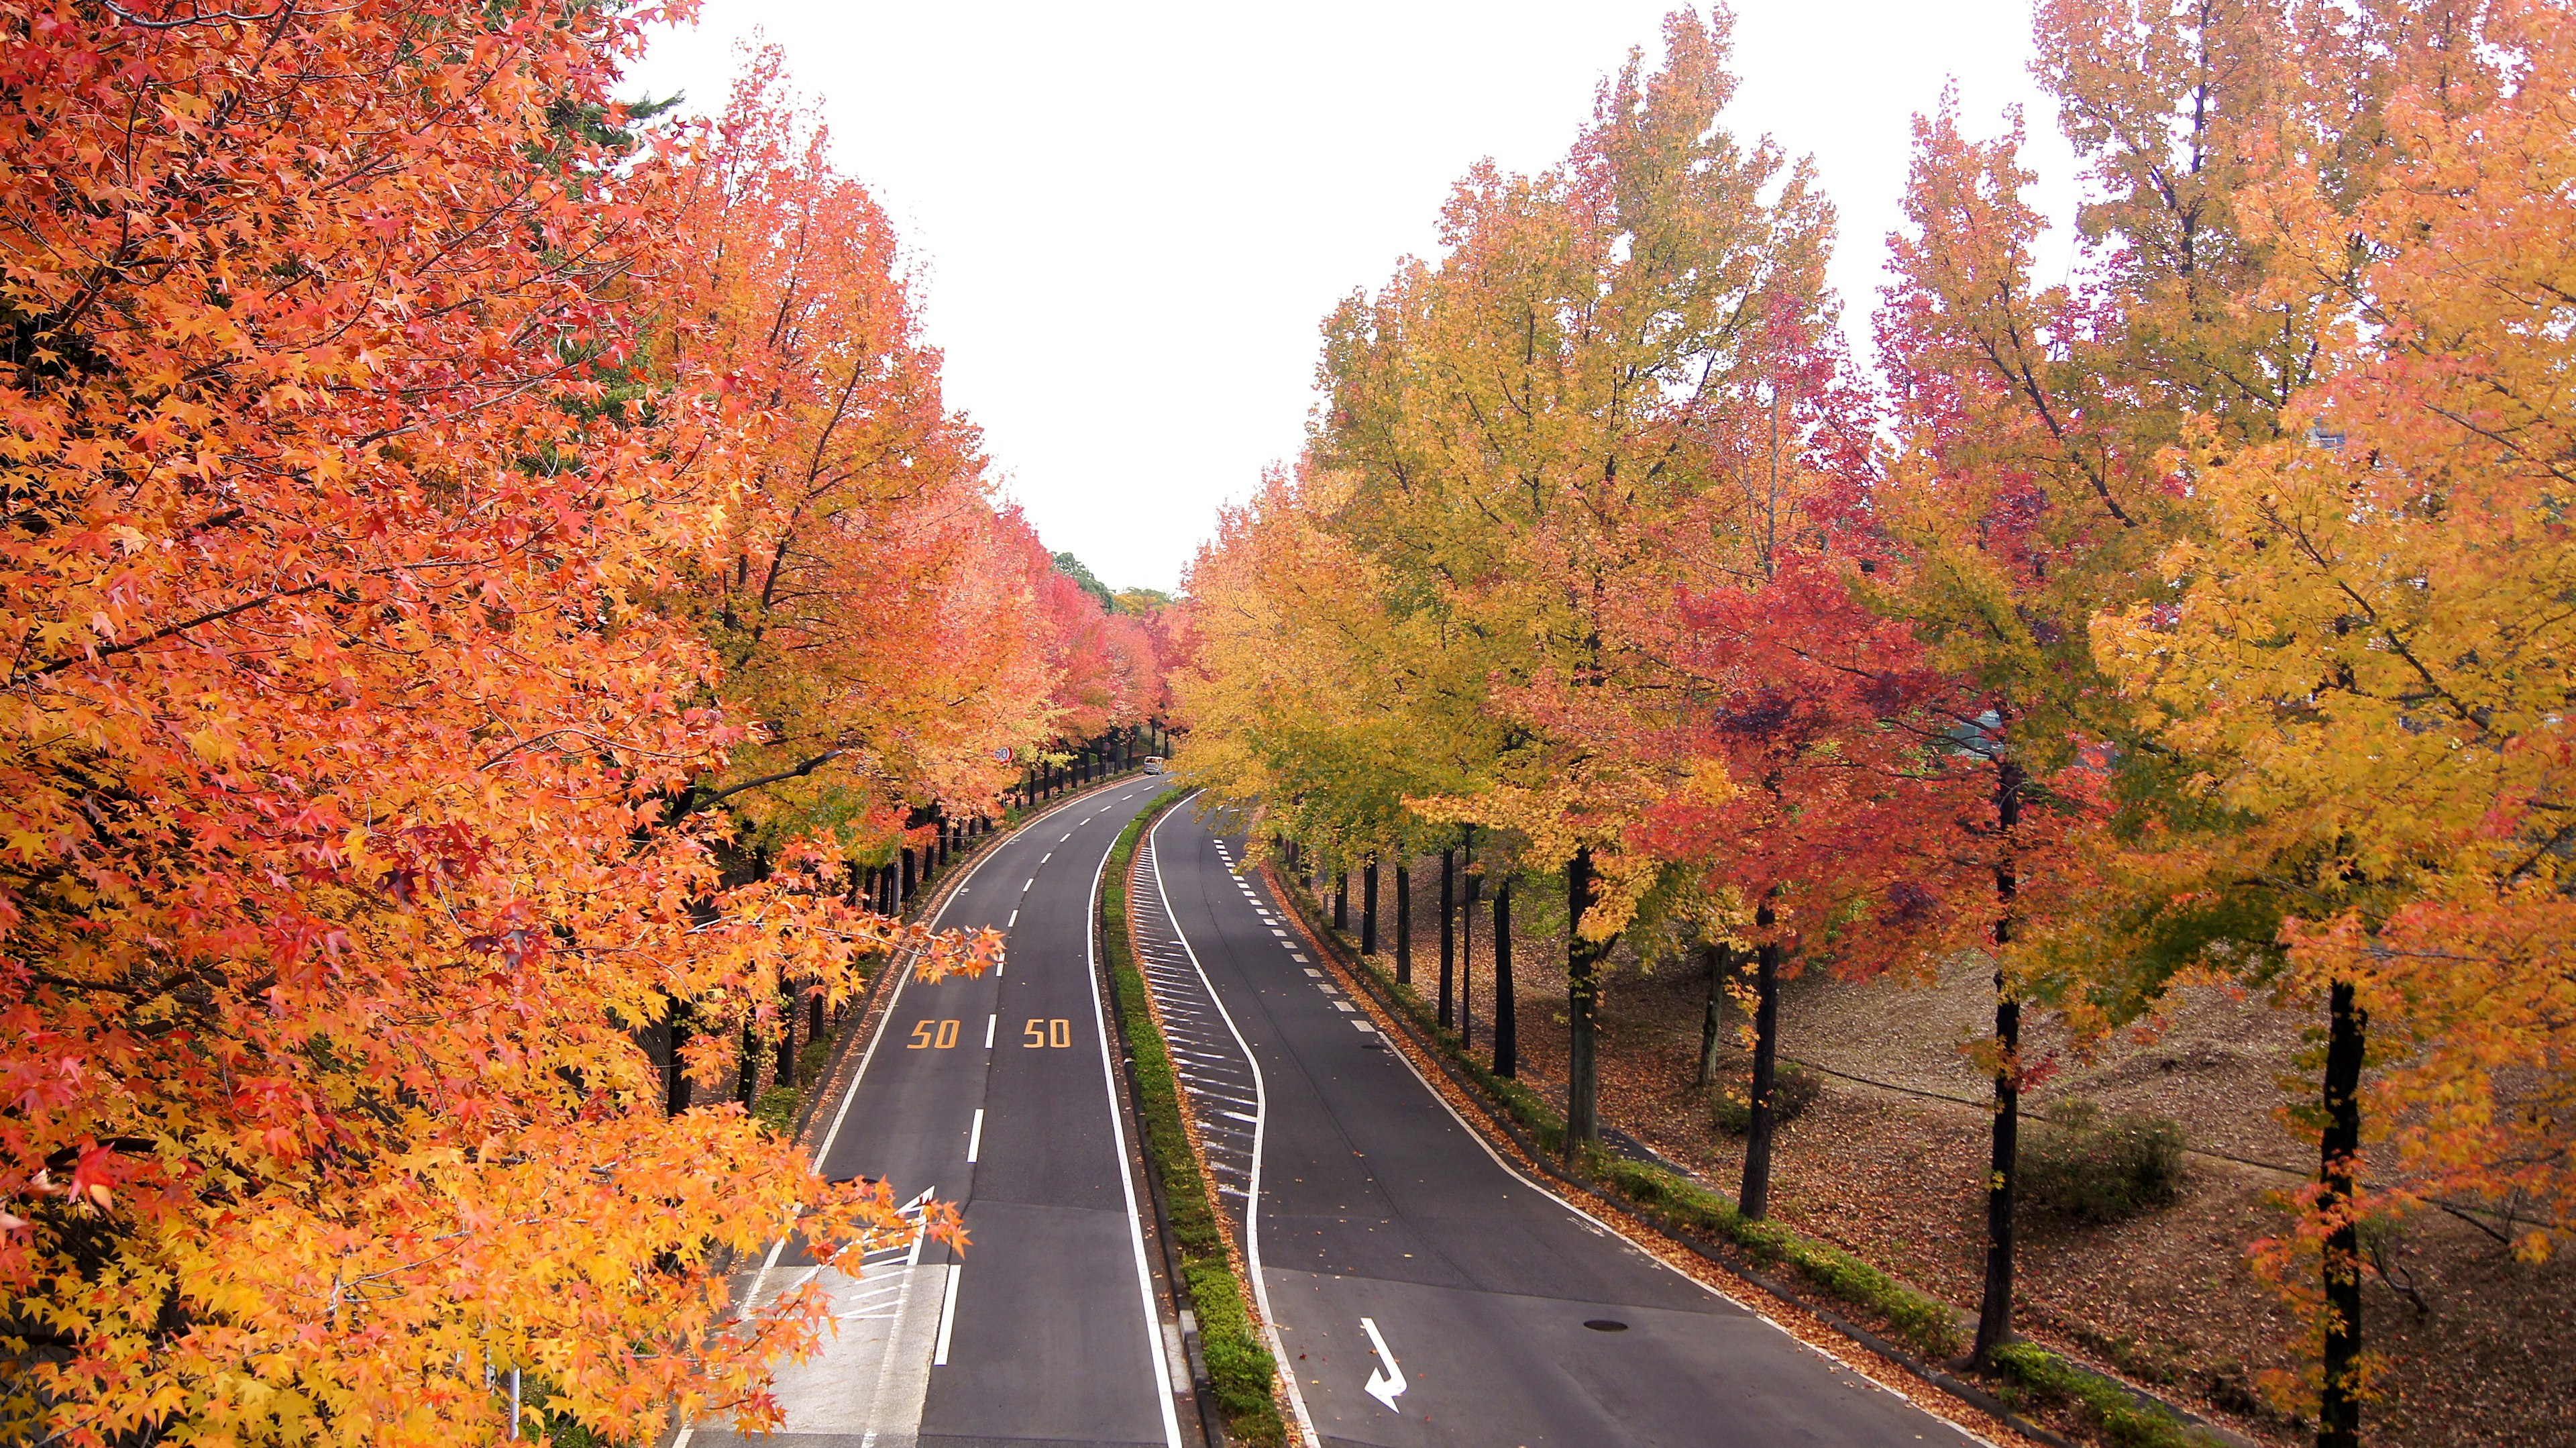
[627,3,2076,594]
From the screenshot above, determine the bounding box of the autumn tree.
[1868,0,2411,1365]
[1291,8,1839,1149]
[662,58,1077,866]
[2086,3,2573,1437]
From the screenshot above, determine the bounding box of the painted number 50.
[1023,1018,1072,1048]
[908,1019,961,1049]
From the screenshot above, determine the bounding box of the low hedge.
[1988,1341,2219,1448]
[1102,795,1287,1447]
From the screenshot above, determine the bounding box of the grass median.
[1101,792,1287,1447]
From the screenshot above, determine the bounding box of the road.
[1134,796,1993,1448]
[678,776,1183,1448]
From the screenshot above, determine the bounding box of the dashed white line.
[967,1108,985,1163]
[1041,851,1052,864]
[984,1015,996,1049]
[1008,909,1018,927]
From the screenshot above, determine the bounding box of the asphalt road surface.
[1138,796,1993,1448]
[677,776,1181,1448]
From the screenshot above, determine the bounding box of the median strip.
[1098,790,1289,1448]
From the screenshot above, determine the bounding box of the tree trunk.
[1738,920,1781,1219]
[1973,754,2027,1365]
[1394,860,1412,985]
[1438,848,1456,1028]
[665,998,692,1116]
[1460,832,1477,1052]
[1362,857,1379,956]
[1334,871,1348,930]
[1491,878,1515,1078]
[777,994,798,1087]
[1564,849,1601,1154]
[1696,941,1729,1088]
[2318,978,2367,1448]
[736,1019,759,1105]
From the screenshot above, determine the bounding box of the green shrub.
[2021,1100,2186,1225]
[750,1083,800,1137]
[1711,1060,1821,1135]
[1988,1341,2218,1448]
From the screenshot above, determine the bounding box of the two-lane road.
[1138,796,1992,1448]
[680,777,1181,1448]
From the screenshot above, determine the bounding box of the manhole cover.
[1582,1319,1629,1333]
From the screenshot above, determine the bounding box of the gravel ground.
[1293,861,2576,1448]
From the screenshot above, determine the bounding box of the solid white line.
[1084,809,1186,1448]
[984,1015,996,1049]
[967,1108,985,1163]
[1148,797,1320,1448]
[932,1263,963,1365]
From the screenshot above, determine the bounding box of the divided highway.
[1138,796,1994,1448]
[676,776,1181,1448]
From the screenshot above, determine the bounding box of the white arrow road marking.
[1360,1316,1406,1413]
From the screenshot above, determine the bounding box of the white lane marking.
[1023,878,1035,892]
[1041,852,1052,864]
[984,1015,996,1049]
[1354,1020,1377,1033]
[1084,807,1186,1448]
[1289,953,1309,962]
[1303,969,1323,978]
[1061,833,1073,842]
[932,1264,963,1365]
[1361,1316,1407,1412]
[966,1109,985,1163]
[1148,798,1318,1448]
[1008,909,1018,927]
